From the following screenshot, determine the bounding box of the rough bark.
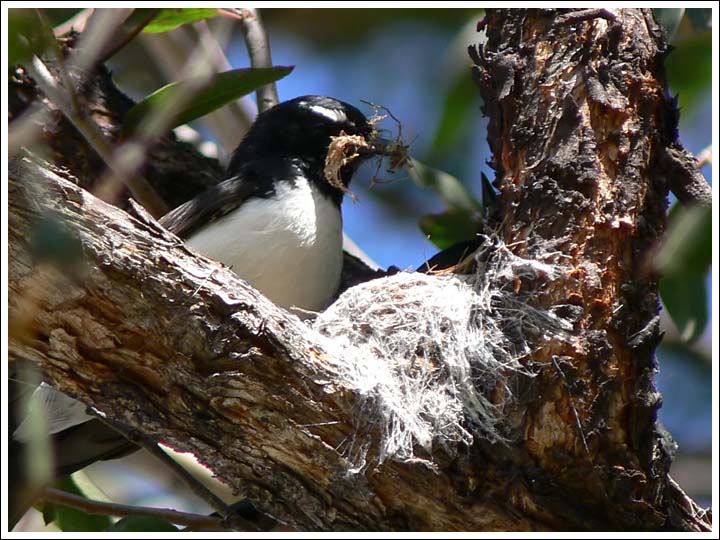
[8,8,711,532]
[469,8,710,530]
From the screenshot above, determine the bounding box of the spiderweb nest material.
[312,236,573,472]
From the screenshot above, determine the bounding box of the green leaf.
[666,30,712,111]
[407,158,481,215]
[143,8,218,33]
[420,211,478,250]
[656,203,711,343]
[429,70,479,158]
[107,516,179,532]
[123,66,294,134]
[654,204,712,277]
[8,9,53,66]
[660,273,708,343]
[41,477,112,532]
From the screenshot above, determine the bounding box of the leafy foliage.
[666,30,712,111]
[143,9,219,33]
[656,204,711,342]
[40,477,111,532]
[8,9,53,66]
[653,9,712,345]
[660,275,708,344]
[407,159,481,214]
[123,66,293,134]
[408,159,483,249]
[419,211,479,250]
[429,70,480,159]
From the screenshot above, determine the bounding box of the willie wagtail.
[160,94,387,314]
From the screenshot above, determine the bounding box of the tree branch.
[9,156,542,531]
[660,145,712,207]
[228,8,279,112]
[40,488,225,530]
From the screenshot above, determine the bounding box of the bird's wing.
[158,174,262,239]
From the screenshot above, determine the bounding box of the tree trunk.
[8,8,711,531]
[469,8,710,530]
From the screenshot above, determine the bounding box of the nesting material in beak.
[324,128,409,199]
[324,132,371,198]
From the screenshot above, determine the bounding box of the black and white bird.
[11,95,387,526]
[160,94,385,315]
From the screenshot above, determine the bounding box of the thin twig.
[556,8,617,26]
[8,102,46,156]
[93,18,235,209]
[696,145,711,168]
[24,9,170,217]
[229,7,279,112]
[92,419,226,515]
[69,8,134,75]
[36,9,81,116]
[27,56,170,217]
[661,145,712,207]
[97,8,160,64]
[139,27,246,155]
[145,445,234,520]
[40,487,226,530]
[193,18,254,143]
[216,8,250,22]
[10,10,126,158]
[94,418,262,532]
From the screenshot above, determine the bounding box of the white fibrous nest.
[312,237,573,471]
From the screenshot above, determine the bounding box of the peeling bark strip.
[471,8,709,531]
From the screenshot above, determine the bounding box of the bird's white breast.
[185,177,343,316]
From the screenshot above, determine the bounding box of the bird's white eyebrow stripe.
[308,104,347,122]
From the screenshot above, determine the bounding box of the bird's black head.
[228,95,379,204]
